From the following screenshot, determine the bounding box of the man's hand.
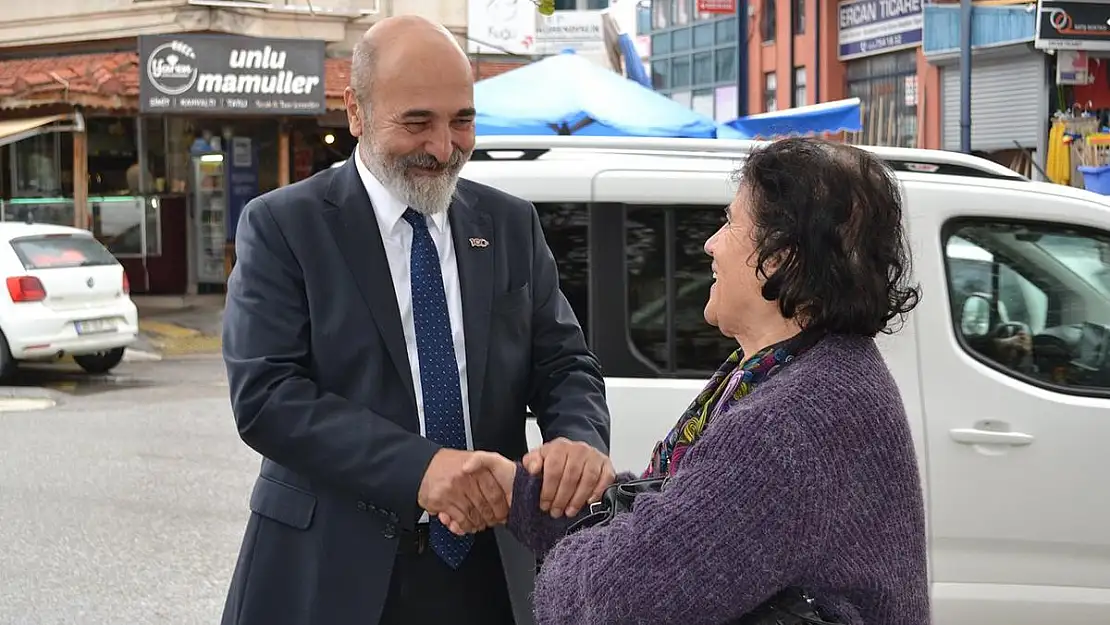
[437,452,517,535]
[523,438,615,518]
[417,449,509,535]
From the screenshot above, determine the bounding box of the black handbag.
[566,477,840,625]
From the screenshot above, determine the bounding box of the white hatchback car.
[0,222,138,378]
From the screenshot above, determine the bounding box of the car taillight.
[122,271,130,294]
[7,276,46,302]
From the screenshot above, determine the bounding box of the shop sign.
[1035,1,1110,52]
[837,0,924,61]
[466,0,538,55]
[534,9,605,55]
[696,0,736,14]
[139,34,325,115]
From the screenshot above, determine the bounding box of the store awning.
[0,113,84,148]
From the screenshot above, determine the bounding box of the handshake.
[416,437,616,536]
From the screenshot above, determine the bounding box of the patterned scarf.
[642,331,821,479]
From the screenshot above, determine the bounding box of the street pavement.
[0,356,259,624]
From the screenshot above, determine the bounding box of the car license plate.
[75,318,117,335]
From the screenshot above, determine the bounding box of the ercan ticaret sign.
[139,34,326,115]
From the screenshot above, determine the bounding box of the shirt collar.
[353,148,449,236]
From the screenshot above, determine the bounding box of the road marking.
[140,321,200,338]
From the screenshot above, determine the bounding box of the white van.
[461,136,1110,625]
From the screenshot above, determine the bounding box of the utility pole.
[959,0,972,153]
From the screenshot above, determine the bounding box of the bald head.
[342,15,477,216]
[350,15,472,104]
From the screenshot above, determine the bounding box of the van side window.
[626,204,736,374]
[535,203,590,341]
[943,219,1110,394]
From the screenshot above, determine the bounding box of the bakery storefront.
[0,33,348,295]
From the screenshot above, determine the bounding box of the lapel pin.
[469,237,489,248]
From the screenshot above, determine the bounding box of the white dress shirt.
[354,152,474,521]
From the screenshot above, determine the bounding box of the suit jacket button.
[357,501,368,512]
[382,524,396,539]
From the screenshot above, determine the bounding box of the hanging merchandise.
[1044,106,1110,192]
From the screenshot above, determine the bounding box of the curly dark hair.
[738,137,921,337]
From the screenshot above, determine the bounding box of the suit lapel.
[323,158,417,422]
[449,190,494,433]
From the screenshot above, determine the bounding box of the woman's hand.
[438,451,517,535]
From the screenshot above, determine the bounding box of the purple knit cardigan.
[506,335,930,625]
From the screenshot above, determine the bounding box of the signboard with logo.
[467,0,539,55]
[696,0,736,14]
[534,10,605,55]
[139,34,325,115]
[1035,0,1110,52]
[837,0,924,61]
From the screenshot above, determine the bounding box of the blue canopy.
[475,50,721,138]
[724,98,862,139]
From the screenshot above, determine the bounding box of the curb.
[140,320,222,357]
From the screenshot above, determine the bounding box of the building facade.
[644,0,944,147]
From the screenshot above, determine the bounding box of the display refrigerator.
[190,151,227,286]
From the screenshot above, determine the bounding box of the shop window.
[693,52,714,85]
[793,0,806,34]
[626,204,737,374]
[554,0,576,9]
[536,203,590,341]
[794,67,807,107]
[944,219,1110,395]
[92,197,162,257]
[764,72,778,112]
[715,46,737,82]
[760,0,776,42]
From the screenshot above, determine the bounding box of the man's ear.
[344,87,363,138]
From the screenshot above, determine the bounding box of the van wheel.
[74,348,126,375]
[0,333,17,382]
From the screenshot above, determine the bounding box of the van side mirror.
[960,294,992,338]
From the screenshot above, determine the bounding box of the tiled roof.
[0,52,528,111]
[0,52,139,109]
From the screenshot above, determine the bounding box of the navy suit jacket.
[219,157,610,625]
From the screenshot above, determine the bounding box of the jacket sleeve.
[524,203,611,453]
[506,467,640,557]
[222,197,440,530]
[523,408,827,625]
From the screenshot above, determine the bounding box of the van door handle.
[949,428,1035,446]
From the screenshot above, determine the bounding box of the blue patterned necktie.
[401,208,474,569]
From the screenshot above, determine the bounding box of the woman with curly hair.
[450,137,930,625]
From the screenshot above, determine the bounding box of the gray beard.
[358,138,466,216]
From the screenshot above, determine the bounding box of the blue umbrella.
[723,98,863,139]
[475,50,720,138]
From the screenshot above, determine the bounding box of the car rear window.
[10,235,118,269]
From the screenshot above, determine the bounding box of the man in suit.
[220,15,615,625]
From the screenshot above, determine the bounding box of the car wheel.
[74,347,126,375]
[0,333,16,382]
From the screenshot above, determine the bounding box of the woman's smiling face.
[702,188,762,337]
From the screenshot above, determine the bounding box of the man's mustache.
[400,149,466,172]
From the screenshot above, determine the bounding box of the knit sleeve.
[527,406,826,625]
[506,467,641,557]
